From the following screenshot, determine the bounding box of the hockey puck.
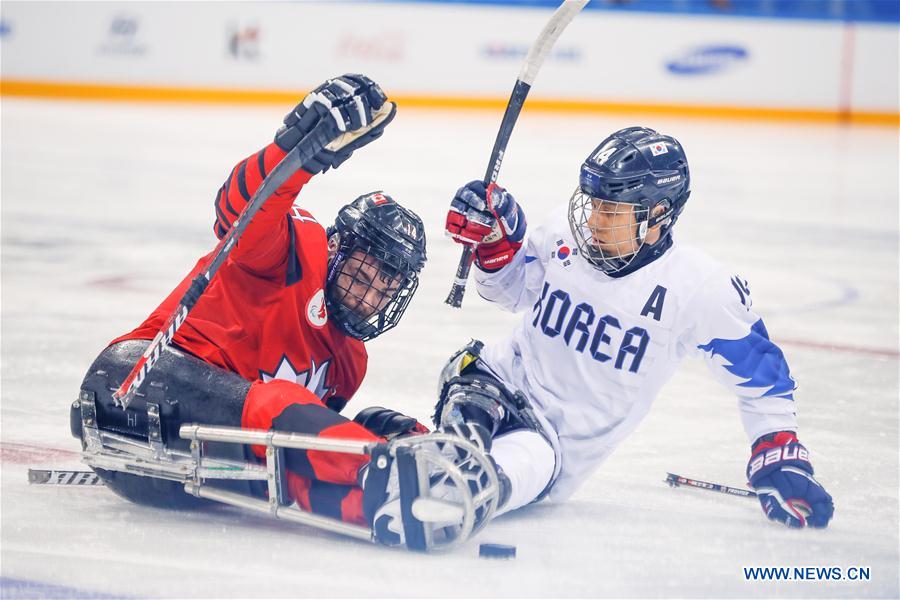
[479,543,516,559]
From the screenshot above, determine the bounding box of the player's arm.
[685,275,798,436]
[444,181,546,311]
[680,271,833,528]
[213,74,396,275]
[212,144,311,275]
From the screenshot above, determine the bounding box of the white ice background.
[1,98,898,598]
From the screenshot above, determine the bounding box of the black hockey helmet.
[325,192,426,341]
[568,126,691,275]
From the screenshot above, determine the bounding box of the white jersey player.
[438,126,833,529]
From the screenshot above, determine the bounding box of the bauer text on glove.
[747,431,834,528]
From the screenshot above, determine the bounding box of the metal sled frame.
[76,390,499,552]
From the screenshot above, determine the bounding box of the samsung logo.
[666,45,748,76]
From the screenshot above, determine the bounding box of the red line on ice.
[0,442,81,465]
[776,337,899,358]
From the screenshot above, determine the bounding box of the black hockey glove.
[274,74,397,175]
[353,406,429,441]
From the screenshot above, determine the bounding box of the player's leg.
[74,339,256,508]
[489,429,556,516]
[241,378,382,524]
[434,341,559,515]
[76,340,377,521]
[242,379,381,484]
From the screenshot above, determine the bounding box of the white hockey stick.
[446,0,589,307]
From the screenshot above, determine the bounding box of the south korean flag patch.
[650,142,668,156]
[551,239,577,268]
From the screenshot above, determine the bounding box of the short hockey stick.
[110,102,396,410]
[28,469,103,486]
[665,472,757,499]
[445,0,589,308]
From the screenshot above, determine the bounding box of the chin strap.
[607,234,673,279]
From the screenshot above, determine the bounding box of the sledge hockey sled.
[73,388,501,553]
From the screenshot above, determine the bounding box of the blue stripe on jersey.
[525,255,537,263]
[697,319,796,399]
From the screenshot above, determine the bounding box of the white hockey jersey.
[474,205,799,500]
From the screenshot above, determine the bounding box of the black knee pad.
[72,339,259,509]
[72,340,250,446]
[433,341,545,450]
[437,371,511,446]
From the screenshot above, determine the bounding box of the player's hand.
[275,74,397,174]
[747,431,834,528]
[354,406,429,441]
[445,180,526,272]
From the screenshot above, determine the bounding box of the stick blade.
[28,469,103,486]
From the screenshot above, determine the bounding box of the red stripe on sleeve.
[211,142,314,275]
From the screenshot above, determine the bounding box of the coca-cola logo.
[336,32,405,62]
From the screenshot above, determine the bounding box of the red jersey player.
[72,75,430,535]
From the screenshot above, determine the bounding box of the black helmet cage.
[568,127,690,275]
[325,193,426,342]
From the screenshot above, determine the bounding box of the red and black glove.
[445,180,526,272]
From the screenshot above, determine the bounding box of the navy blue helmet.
[325,192,426,341]
[568,126,690,275]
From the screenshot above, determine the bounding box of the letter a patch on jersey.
[640,285,667,322]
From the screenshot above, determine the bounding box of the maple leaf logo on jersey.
[290,202,318,224]
[260,355,333,400]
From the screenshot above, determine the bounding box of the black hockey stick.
[665,472,757,499]
[28,469,103,486]
[111,113,361,410]
[445,0,588,308]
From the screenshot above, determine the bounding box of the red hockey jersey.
[113,142,367,408]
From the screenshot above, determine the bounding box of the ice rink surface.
[2,97,898,598]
